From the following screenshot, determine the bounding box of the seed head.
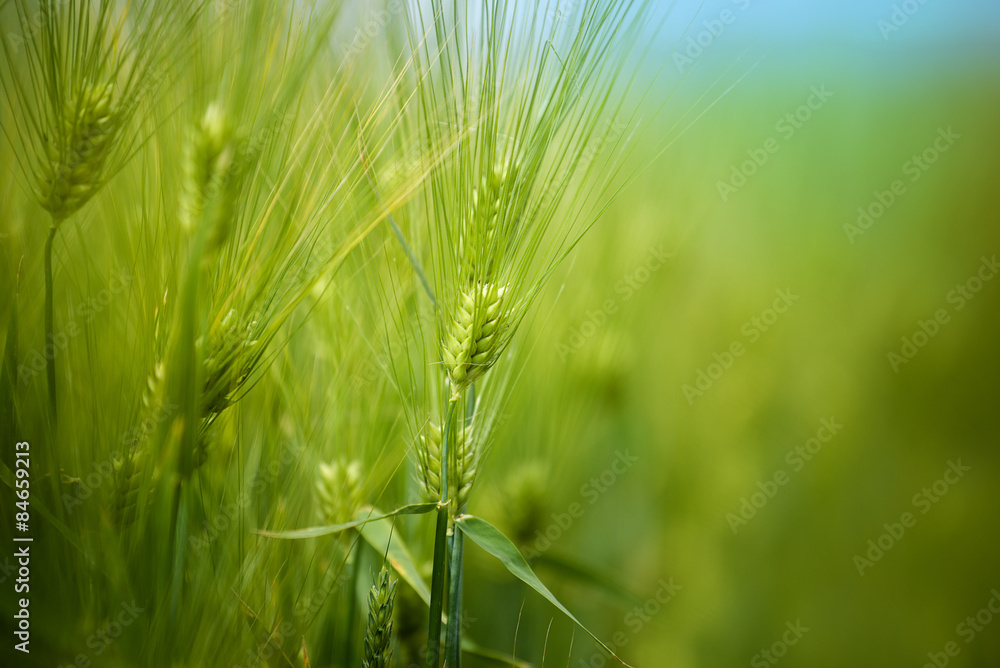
[315,458,363,526]
[180,103,241,251]
[463,160,519,280]
[416,421,478,510]
[201,309,258,417]
[362,564,397,668]
[37,81,117,221]
[111,453,141,529]
[142,361,166,413]
[442,282,508,395]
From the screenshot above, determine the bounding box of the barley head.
[416,421,478,510]
[180,104,241,251]
[415,422,442,502]
[315,458,363,526]
[462,160,520,281]
[362,564,397,668]
[142,361,167,412]
[37,81,117,221]
[201,309,258,417]
[442,282,508,396]
[111,453,141,529]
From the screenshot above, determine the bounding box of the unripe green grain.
[416,420,477,510]
[200,309,258,417]
[180,104,241,251]
[315,458,363,526]
[111,453,141,529]
[362,565,397,668]
[37,81,117,221]
[442,283,508,394]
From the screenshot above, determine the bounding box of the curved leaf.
[355,506,432,606]
[456,514,635,667]
[256,502,439,539]
[354,509,531,667]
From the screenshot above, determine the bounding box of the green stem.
[425,399,457,668]
[43,222,58,423]
[446,385,474,668]
[345,542,359,668]
[445,522,465,668]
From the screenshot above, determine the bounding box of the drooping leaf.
[456,514,635,667]
[256,502,439,539]
[354,509,532,667]
[355,506,432,606]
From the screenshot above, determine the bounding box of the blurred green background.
[473,1,1000,666]
[2,0,999,666]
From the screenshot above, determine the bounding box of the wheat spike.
[37,81,117,221]
[111,454,141,529]
[362,565,397,668]
[416,421,478,510]
[315,459,363,525]
[201,309,258,417]
[179,103,241,251]
[442,283,508,395]
[461,161,519,281]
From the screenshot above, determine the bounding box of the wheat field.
[1,1,999,667]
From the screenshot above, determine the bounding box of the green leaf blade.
[456,514,635,668]
[355,506,432,606]
[256,502,439,539]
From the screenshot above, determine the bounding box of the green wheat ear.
[179,103,242,252]
[111,453,141,529]
[442,283,508,396]
[37,80,118,222]
[464,160,519,279]
[200,309,258,418]
[362,564,397,668]
[416,421,478,509]
[315,458,363,526]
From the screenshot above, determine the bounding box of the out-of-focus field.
[475,47,1000,668]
